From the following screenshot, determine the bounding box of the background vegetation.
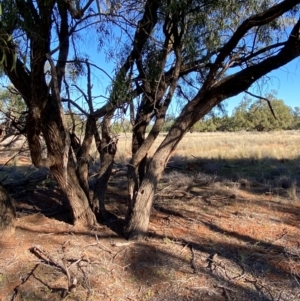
[161,93,300,133]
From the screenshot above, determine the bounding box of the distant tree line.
[1,88,299,137]
[163,95,300,133]
[89,95,300,134]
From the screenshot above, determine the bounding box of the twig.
[11,264,39,301]
[180,243,188,254]
[0,147,26,172]
[190,245,197,274]
[83,234,114,254]
[29,245,77,293]
[30,245,65,271]
[245,90,277,119]
[207,253,218,271]
[111,247,127,262]
[111,242,134,247]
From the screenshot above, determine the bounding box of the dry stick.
[111,247,127,263]
[180,243,189,254]
[78,263,92,300]
[84,234,114,254]
[208,252,279,299]
[29,245,76,292]
[207,251,246,282]
[190,245,197,274]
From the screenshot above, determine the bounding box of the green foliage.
[0,1,19,72]
[248,97,293,131]
[161,115,175,132]
[0,88,26,121]
[191,93,297,132]
[64,111,86,135]
[230,98,253,131]
[111,119,132,134]
[192,118,217,132]
[291,107,300,130]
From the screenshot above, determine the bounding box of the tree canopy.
[0,0,300,238]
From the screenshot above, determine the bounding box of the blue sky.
[225,57,300,115]
[73,45,300,116]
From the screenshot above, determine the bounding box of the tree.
[292,107,300,129]
[0,0,101,226]
[0,0,300,238]
[124,0,300,239]
[161,115,176,132]
[247,95,293,131]
[230,97,253,131]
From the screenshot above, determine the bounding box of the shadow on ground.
[0,156,299,300]
[167,155,300,197]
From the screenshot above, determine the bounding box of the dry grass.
[115,131,300,200]
[113,130,300,162]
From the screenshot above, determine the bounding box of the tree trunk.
[127,89,169,211]
[92,148,115,221]
[125,55,182,238]
[37,97,97,226]
[124,95,219,238]
[92,111,117,221]
[126,112,167,215]
[127,97,153,207]
[51,162,97,226]
[75,116,96,200]
[0,185,16,235]
[124,134,177,239]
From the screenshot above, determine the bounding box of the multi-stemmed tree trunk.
[124,13,300,239]
[0,0,98,226]
[40,97,97,226]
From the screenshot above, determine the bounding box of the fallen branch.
[29,245,77,293]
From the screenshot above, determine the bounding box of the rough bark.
[124,163,160,240]
[76,116,96,200]
[124,112,182,239]
[0,185,16,236]
[127,95,153,210]
[1,0,97,227]
[92,112,117,221]
[41,96,97,226]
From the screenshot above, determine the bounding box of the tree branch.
[206,0,300,87]
[244,91,277,119]
[61,98,89,116]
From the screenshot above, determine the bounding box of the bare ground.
[0,157,300,301]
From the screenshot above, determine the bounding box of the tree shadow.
[163,155,300,226]
[124,238,298,301]
[168,155,300,196]
[3,199,300,301]
[1,147,299,300]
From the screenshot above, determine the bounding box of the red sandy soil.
[0,165,300,301]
